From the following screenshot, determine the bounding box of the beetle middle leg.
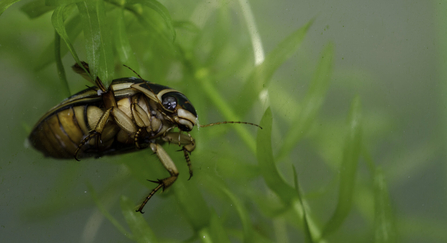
[136,143,179,214]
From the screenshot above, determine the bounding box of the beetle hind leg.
[74,108,112,160]
[74,131,101,161]
[136,182,163,214]
[136,143,179,214]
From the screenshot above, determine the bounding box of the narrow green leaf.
[220,187,254,242]
[51,5,82,65]
[292,165,313,243]
[174,179,210,230]
[20,0,55,19]
[0,0,21,16]
[137,0,175,41]
[257,107,297,204]
[322,96,362,237]
[77,0,114,87]
[277,43,334,161]
[174,20,200,33]
[374,167,398,243]
[54,31,71,96]
[46,0,83,6]
[87,184,133,240]
[199,228,213,243]
[205,212,231,243]
[37,13,83,70]
[120,196,158,243]
[112,8,139,71]
[126,0,176,43]
[234,19,314,115]
[203,4,231,67]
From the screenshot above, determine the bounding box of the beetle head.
[160,92,197,132]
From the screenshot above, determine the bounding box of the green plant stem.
[237,0,265,66]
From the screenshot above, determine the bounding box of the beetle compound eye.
[162,96,177,111]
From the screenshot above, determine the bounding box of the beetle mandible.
[28,62,260,213]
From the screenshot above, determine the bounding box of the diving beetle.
[28,62,260,213]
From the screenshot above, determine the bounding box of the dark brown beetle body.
[29,78,197,159]
[29,62,198,213]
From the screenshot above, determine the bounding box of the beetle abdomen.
[29,104,118,159]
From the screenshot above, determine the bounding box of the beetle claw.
[147,179,163,185]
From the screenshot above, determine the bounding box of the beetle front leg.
[162,132,196,179]
[136,143,179,214]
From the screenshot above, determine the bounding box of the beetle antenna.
[85,85,97,91]
[123,64,144,81]
[122,64,160,103]
[200,121,262,129]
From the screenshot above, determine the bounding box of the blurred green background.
[0,0,444,242]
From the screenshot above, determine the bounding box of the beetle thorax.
[113,94,175,145]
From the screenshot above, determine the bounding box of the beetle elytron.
[29,62,260,213]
